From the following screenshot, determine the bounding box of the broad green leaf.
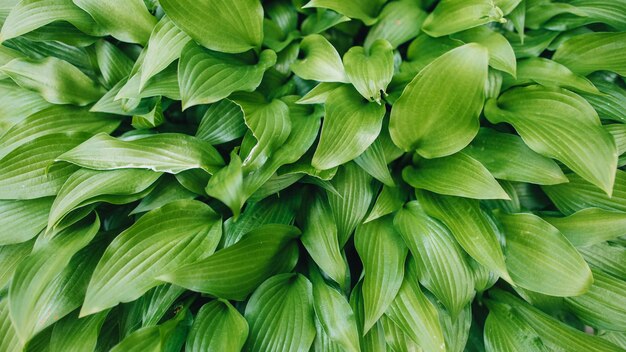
[364,0,427,50]
[380,315,420,352]
[0,81,51,135]
[567,269,626,331]
[160,0,263,53]
[0,198,52,245]
[497,212,592,296]
[81,200,221,316]
[130,177,196,215]
[394,202,475,316]
[302,0,384,25]
[553,32,626,76]
[49,311,108,352]
[502,57,599,94]
[581,76,626,123]
[416,190,510,280]
[453,25,517,76]
[110,308,191,352]
[205,153,245,218]
[291,34,348,83]
[385,259,446,352]
[507,29,559,59]
[245,274,316,352]
[463,128,568,185]
[579,242,626,281]
[343,39,394,103]
[354,139,395,187]
[0,298,22,352]
[57,133,224,174]
[0,239,34,289]
[546,0,626,31]
[158,224,300,300]
[403,152,509,200]
[390,44,489,158]
[300,8,350,35]
[196,99,246,145]
[364,184,405,223]
[437,302,472,352]
[178,42,276,109]
[543,171,626,215]
[490,290,624,352]
[349,281,387,352]
[485,85,617,195]
[311,315,344,352]
[116,64,181,102]
[484,302,549,352]
[312,85,386,169]
[1,57,105,105]
[47,168,162,228]
[0,133,90,199]
[422,0,517,37]
[543,208,626,247]
[131,98,164,129]
[508,0,526,42]
[296,82,343,104]
[354,216,408,333]
[94,40,133,88]
[186,300,248,352]
[72,0,156,44]
[140,284,186,327]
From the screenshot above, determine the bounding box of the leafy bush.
[1,0,626,351]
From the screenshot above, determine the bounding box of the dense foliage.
[0,0,626,351]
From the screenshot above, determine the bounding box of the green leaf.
[131,98,164,129]
[312,85,386,170]
[1,57,105,105]
[364,0,427,50]
[157,224,300,300]
[497,212,593,296]
[130,176,196,215]
[302,0,384,25]
[81,200,221,316]
[49,311,108,352]
[403,152,509,200]
[160,0,263,53]
[186,300,248,352]
[364,184,405,223]
[354,216,408,333]
[349,281,387,352]
[484,302,549,352]
[343,39,394,103]
[205,153,245,218]
[196,99,246,145]
[380,315,420,352]
[0,198,52,245]
[300,8,350,35]
[178,42,276,109]
[0,81,52,136]
[485,85,617,195]
[291,34,348,83]
[553,32,626,76]
[579,243,626,281]
[0,133,91,199]
[422,0,516,37]
[0,239,34,289]
[416,190,510,280]
[95,40,134,88]
[354,138,395,187]
[437,302,472,352]
[394,202,475,316]
[47,168,162,228]
[453,25,516,76]
[245,274,316,352]
[57,133,224,174]
[463,128,568,185]
[502,57,599,94]
[581,76,626,123]
[0,298,22,352]
[543,208,626,247]
[390,43,489,158]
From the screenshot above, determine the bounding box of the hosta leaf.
[579,243,626,281]
[403,152,509,200]
[380,315,421,352]
[543,208,626,247]
[349,281,387,352]
[311,315,344,352]
[502,57,599,94]
[296,82,342,104]
[354,216,408,333]
[196,99,246,145]
[343,39,394,103]
[416,190,510,280]
[437,303,472,352]
[291,34,348,83]
[364,0,427,50]
[0,81,51,135]
[354,139,395,187]
[186,300,248,352]
[95,40,133,88]
[453,25,516,76]
[57,133,224,174]
[130,177,196,215]
[507,29,559,59]
[364,184,404,223]
[581,77,626,123]
[205,153,245,218]
[131,98,164,129]
[160,0,263,53]
[0,298,22,352]
[312,85,386,170]
[553,32,626,76]
[390,44,489,158]
[394,202,475,316]
[0,133,90,199]
[140,284,186,327]
[81,200,221,316]
[300,8,350,35]
[49,311,108,352]
[484,302,549,352]
[548,0,626,31]
[302,0,384,25]
[463,128,568,185]
[485,85,617,195]
[110,308,191,352]
[245,274,315,352]
[566,269,626,331]
[497,212,592,296]
[178,42,276,109]
[158,224,300,300]
[0,239,34,289]
[47,168,162,228]
[0,198,52,245]
[422,0,518,37]
[1,57,105,105]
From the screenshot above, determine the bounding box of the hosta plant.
[1,0,626,351]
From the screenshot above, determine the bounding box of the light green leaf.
[349,281,387,352]
[0,239,34,289]
[543,208,626,247]
[131,98,164,129]
[553,32,626,76]
[581,75,626,123]
[1,57,105,105]
[437,302,472,352]
[300,8,350,35]
[296,82,343,104]
[508,29,559,59]
[130,176,196,215]
[205,153,245,218]
[47,168,162,228]
[485,85,617,195]
[497,212,593,296]
[312,85,386,170]
[416,190,510,280]
[186,300,248,352]
[160,0,263,53]
[403,152,509,200]
[394,202,475,316]
[0,298,22,352]
[81,200,221,316]
[364,184,405,223]
[453,25,517,76]
[311,314,344,352]
[354,216,408,333]
[302,0,384,25]
[57,133,224,174]
[178,42,276,109]
[157,224,300,300]
[0,81,52,135]
[49,311,108,352]
[196,99,246,145]
[354,139,395,187]
[140,284,186,327]
[390,43,489,158]
[422,0,516,37]
[380,315,420,352]
[484,302,549,352]
[364,0,427,50]
[502,57,599,94]
[110,308,191,352]
[0,198,52,245]
[343,39,394,103]
[291,34,348,83]
[94,40,133,88]
[579,243,626,281]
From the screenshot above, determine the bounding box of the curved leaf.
[0,198,52,245]
[553,32,626,76]
[364,0,427,50]
[0,298,22,352]
[205,153,245,218]
[196,99,246,145]
[364,184,404,223]
[49,311,108,352]
[502,57,599,94]
[543,208,626,247]
[453,25,517,76]
[186,300,248,352]
[354,139,395,187]
[422,0,515,37]
[343,39,394,103]
[0,240,34,289]
[302,0,384,25]
[291,34,348,83]
[484,303,549,352]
